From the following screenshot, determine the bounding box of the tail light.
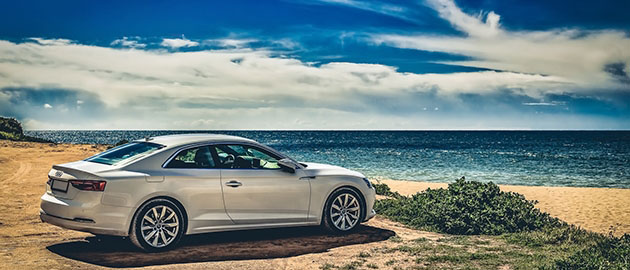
[69,180,107,191]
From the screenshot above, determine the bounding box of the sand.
[0,140,628,270]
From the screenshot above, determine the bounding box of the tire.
[129,198,185,252]
[322,187,364,233]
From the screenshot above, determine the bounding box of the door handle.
[225,180,242,187]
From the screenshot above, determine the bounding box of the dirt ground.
[0,140,438,270]
[0,140,628,270]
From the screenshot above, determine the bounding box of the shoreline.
[374,177,630,190]
[379,179,630,236]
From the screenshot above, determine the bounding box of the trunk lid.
[48,161,111,199]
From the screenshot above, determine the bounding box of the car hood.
[301,162,365,179]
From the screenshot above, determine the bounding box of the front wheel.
[322,188,364,233]
[129,198,185,252]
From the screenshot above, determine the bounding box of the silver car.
[40,134,376,251]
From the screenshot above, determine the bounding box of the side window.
[165,146,216,169]
[213,144,281,169]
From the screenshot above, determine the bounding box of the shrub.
[0,117,23,135]
[550,234,630,270]
[0,116,52,142]
[374,178,559,235]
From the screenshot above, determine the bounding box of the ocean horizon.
[25,130,630,189]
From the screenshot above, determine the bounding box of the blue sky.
[0,0,629,130]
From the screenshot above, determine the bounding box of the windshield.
[85,142,165,165]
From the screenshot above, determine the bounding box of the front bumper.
[366,209,376,221]
[40,192,133,236]
[363,187,377,222]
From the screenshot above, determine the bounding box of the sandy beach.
[1,140,629,270]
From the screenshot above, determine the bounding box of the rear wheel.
[129,198,185,252]
[322,188,364,233]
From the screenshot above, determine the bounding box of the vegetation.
[373,179,630,269]
[373,182,401,198]
[0,116,51,142]
[375,177,559,235]
[550,234,630,270]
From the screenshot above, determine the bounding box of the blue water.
[24,130,630,188]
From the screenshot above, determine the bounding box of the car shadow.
[47,225,395,268]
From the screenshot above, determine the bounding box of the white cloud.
[313,0,417,24]
[426,0,501,38]
[271,38,300,50]
[203,38,258,49]
[43,103,52,109]
[373,0,630,91]
[28,37,72,46]
[111,37,146,48]
[160,36,199,49]
[522,102,565,106]
[0,38,624,129]
[0,39,562,106]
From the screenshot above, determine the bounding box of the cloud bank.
[373,0,630,91]
[1,37,626,130]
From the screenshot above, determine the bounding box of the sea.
[24,130,630,188]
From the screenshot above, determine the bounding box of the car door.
[215,144,310,225]
[163,145,234,233]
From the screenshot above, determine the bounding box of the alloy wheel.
[329,193,361,231]
[140,205,179,248]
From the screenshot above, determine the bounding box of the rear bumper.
[40,192,133,236]
[40,210,127,236]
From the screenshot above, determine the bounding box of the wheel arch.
[321,185,367,225]
[128,195,189,235]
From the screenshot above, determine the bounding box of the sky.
[0,0,629,130]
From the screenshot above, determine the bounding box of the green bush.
[0,117,23,135]
[375,178,630,269]
[0,116,51,143]
[550,234,630,270]
[375,178,559,235]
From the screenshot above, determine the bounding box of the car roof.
[134,133,256,148]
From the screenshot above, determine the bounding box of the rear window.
[85,142,165,165]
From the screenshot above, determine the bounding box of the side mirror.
[277,158,298,173]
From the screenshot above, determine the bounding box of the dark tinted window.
[165,146,216,169]
[86,142,164,165]
[214,144,280,169]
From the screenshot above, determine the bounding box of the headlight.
[362,178,373,189]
